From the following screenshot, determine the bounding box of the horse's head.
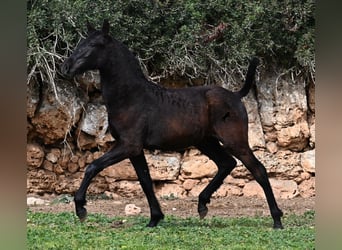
[61,20,112,78]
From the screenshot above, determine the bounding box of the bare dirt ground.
[28,195,314,219]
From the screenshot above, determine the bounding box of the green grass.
[27,210,314,250]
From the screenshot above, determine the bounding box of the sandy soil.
[28,195,314,220]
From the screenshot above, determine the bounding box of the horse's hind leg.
[228,145,284,229]
[130,152,164,227]
[196,138,237,219]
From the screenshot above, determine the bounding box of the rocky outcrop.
[243,179,299,199]
[27,69,315,199]
[256,74,310,152]
[28,79,86,144]
[181,150,218,179]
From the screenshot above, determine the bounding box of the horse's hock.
[27,71,315,199]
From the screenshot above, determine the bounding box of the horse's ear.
[102,19,110,34]
[86,21,96,34]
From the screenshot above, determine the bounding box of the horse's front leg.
[74,142,130,222]
[130,152,164,227]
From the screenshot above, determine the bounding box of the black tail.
[237,57,260,98]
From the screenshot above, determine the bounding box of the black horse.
[61,20,283,229]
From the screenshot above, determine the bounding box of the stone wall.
[27,69,315,200]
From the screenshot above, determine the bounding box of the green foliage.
[27,0,315,86]
[27,210,315,249]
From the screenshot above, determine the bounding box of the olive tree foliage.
[27,0,315,88]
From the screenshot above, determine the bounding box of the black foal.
[61,20,283,229]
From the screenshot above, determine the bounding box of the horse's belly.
[145,123,206,150]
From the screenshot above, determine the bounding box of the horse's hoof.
[79,214,87,223]
[76,207,88,222]
[273,223,284,229]
[198,207,208,219]
[147,221,158,227]
[146,214,164,227]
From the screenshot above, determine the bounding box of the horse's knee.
[84,163,101,177]
[85,163,96,174]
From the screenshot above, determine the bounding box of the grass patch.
[27,210,314,250]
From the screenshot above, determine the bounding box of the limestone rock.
[266,141,278,154]
[185,148,202,157]
[182,179,200,191]
[104,191,120,199]
[214,184,243,197]
[188,183,207,197]
[230,166,253,180]
[298,177,315,198]
[77,131,98,150]
[156,183,186,199]
[67,163,79,173]
[87,176,108,194]
[31,80,86,144]
[46,148,61,163]
[257,77,276,130]
[223,176,246,188]
[125,204,142,216]
[274,79,307,127]
[301,149,315,174]
[100,160,137,180]
[27,197,47,206]
[146,153,181,181]
[113,181,144,197]
[181,155,218,179]
[242,95,266,150]
[31,106,72,144]
[54,173,83,194]
[27,169,57,194]
[27,143,44,168]
[256,73,310,151]
[276,122,310,151]
[297,172,311,183]
[79,103,109,142]
[243,179,299,199]
[43,160,53,171]
[54,164,64,175]
[256,150,302,179]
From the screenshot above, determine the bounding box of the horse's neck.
[98,45,149,109]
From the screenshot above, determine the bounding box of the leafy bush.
[27,0,315,86]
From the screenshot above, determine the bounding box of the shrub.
[27,0,315,86]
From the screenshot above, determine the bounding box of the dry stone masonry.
[27,70,315,199]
